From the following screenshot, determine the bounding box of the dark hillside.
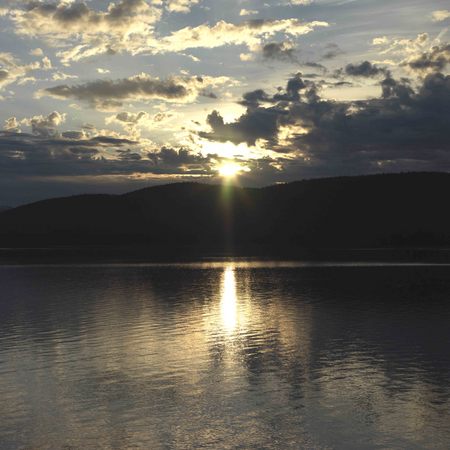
[0,172,449,250]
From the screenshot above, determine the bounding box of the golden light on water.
[220,266,238,332]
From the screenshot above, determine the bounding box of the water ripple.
[0,263,449,449]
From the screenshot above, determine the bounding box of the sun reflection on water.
[220,266,238,332]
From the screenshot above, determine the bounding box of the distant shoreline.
[2,174,450,258]
[1,246,450,265]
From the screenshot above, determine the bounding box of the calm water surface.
[0,262,450,449]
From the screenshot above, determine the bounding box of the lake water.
[0,261,449,449]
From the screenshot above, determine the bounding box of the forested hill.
[0,172,449,250]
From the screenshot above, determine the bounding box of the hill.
[0,172,449,252]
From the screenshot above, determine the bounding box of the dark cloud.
[322,43,344,60]
[200,73,321,146]
[301,73,322,79]
[115,111,148,124]
[52,2,91,23]
[41,74,198,109]
[273,73,307,102]
[0,70,9,81]
[303,61,327,72]
[61,131,86,139]
[0,126,225,203]
[331,81,353,87]
[262,42,296,62]
[407,44,450,73]
[239,89,271,107]
[286,73,307,99]
[17,0,156,31]
[380,76,413,99]
[116,149,142,161]
[200,71,450,174]
[148,147,211,169]
[199,90,218,99]
[199,107,283,146]
[0,130,213,181]
[89,135,135,145]
[344,61,390,78]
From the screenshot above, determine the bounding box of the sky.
[0,0,449,204]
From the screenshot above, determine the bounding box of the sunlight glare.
[220,266,237,332]
[218,162,245,178]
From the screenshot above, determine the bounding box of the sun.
[217,162,245,178]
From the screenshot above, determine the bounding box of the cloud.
[10,0,161,40]
[0,115,276,203]
[6,0,161,64]
[5,111,67,136]
[52,71,78,81]
[239,89,272,107]
[374,33,430,59]
[165,0,200,14]
[239,9,258,16]
[23,111,67,137]
[2,67,449,201]
[322,43,344,59]
[0,52,43,90]
[240,53,254,61]
[29,48,44,57]
[38,73,226,109]
[147,146,211,170]
[406,44,450,73]
[153,18,328,54]
[110,111,150,125]
[3,3,327,64]
[431,10,450,22]
[198,71,450,175]
[369,33,449,73]
[372,36,389,46]
[105,110,152,138]
[262,41,297,62]
[200,108,281,146]
[4,117,20,132]
[0,107,236,203]
[343,61,390,77]
[0,126,215,180]
[41,56,52,70]
[303,61,327,72]
[198,72,315,145]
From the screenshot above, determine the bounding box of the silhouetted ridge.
[0,172,449,250]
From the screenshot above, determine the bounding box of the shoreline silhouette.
[0,172,449,262]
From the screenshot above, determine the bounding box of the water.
[0,262,449,449]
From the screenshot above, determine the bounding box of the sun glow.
[217,162,246,178]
